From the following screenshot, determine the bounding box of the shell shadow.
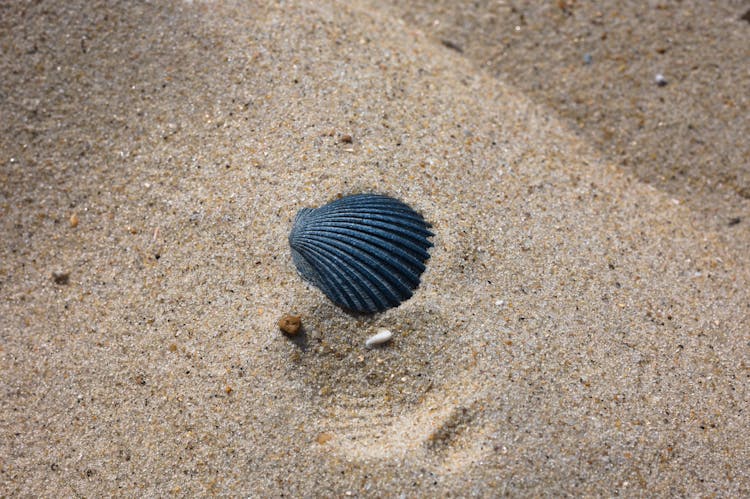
[284,327,310,352]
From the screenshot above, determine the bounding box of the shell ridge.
[294,243,356,309]
[327,196,418,211]
[297,241,374,311]
[298,235,407,303]
[299,228,426,285]
[311,244,391,312]
[315,204,428,220]
[293,225,374,310]
[302,223,432,263]
[323,194,403,207]
[318,196,430,224]
[289,193,433,313]
[298,238,399,311]
[302,214,433,249]
[304,213,434,239]
[296,210,432,292]
[295,233,402,311]
[334,244,414,300]
[307,203,431,226]
[311,194,433,235]
[299,233,418,296]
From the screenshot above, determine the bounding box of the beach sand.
[2,1,748,496]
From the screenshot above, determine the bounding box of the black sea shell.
[289,193,434,313]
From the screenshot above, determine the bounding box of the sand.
[1,1,748,496]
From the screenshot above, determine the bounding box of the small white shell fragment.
[365,329,393,348]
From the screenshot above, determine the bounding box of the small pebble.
[655,73,667,86]
[278,314,302,335]
[365,329,393,348]
[69,213,79,228]
[583,53,592,65]
[340,134,353,144]
[316,432,333,445]
[52,271,70,285]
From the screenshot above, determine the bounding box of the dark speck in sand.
[728,217,741,226]
[52,271,70,285]
[440,39,463,53]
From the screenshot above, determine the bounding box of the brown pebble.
[316,432,333,445]
[52,271,70,285]
[278,314,302,335]
[340,134,353,144]
[69,213,79,228]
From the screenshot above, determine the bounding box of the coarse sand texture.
[1,1,748,496]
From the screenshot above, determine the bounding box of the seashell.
[289,193,433,313]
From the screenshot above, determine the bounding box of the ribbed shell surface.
[289,194,434,313]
